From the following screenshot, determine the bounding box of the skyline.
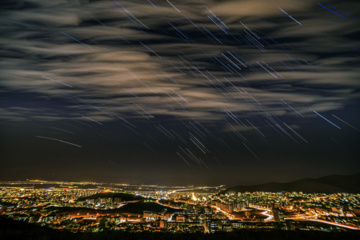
[1,171,360,193]
[2,181,360,234]
[1,0,360,186]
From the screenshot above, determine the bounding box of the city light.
[1,181,359,233]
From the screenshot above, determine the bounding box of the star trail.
[0,0,359,185]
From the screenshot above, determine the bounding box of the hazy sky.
[1,0,359,186]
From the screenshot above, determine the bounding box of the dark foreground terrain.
[0,217,359,240]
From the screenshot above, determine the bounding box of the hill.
[44,201,178,215]
[225,173,360,194]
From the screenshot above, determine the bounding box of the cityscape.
[1,0,360,239]
[1,180,359,236]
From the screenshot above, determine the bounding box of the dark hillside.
[225,173,360,194]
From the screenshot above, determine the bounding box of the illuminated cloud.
[1,0,359,130]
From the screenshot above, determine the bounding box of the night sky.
[1,0,360,186]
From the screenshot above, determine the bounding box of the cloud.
[0,0,359,136]
[211,0,312,18]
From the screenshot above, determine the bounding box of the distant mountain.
[225,173,360,194]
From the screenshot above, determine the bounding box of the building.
[272,208,284,222]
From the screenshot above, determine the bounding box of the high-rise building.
[272,208,284,222]
[159,220,168,229]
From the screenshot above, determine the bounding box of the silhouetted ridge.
[225,173,360,194]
